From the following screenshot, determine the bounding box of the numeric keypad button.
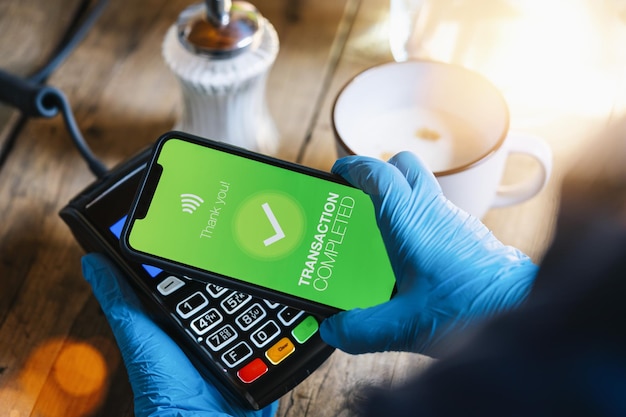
[176,292,208,319]
[206,283,228,298]
[222,342,253,368]
[277,306,303,326]
[190,308,223,335]
[220,292,251,314]
[235,303,267,331]
[250,320,281,348]
[207,324,238,351]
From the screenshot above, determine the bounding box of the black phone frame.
[121,131,391,316]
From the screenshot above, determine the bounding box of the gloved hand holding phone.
[82,253,278,417]
[320,152,538,356]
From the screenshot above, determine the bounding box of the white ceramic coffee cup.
[332,60,552,219]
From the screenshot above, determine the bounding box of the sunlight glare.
[409,0,625,124]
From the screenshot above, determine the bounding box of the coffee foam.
[347,107,491,172]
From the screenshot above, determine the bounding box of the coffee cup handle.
[491,132,553,208]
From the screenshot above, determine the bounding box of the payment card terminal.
[60,147,335,410]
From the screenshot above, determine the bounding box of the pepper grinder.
[162,0,279,154]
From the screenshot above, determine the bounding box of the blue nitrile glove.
[320,152,538,356]
[81,253,278,417]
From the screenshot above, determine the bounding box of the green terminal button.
[291,315,319,344]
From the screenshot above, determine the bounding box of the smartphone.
[60,147,335,410]
[121,131,396,316]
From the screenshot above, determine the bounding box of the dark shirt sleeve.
[360,207,626,417]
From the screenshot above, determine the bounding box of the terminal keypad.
[161,277,319,384]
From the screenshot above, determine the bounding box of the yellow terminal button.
[265,337,295,365]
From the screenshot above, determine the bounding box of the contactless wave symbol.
[180,193,204,214]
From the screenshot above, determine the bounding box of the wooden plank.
[0,0,188,411]
[0,0,87,75]
[0,0,85,168]
[0,0,186,414]
[0,0,87,347]
[299,0,395,172]
[0,0,352,415]
[260,0,353,161]
[278,350,433,417]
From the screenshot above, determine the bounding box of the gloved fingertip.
[387,151,424,170]
[387,151,441,193]
[319,312,348,347]
[320,310,370,354]
[318,314,337,344]
[331,156,352,170]
[321,297,418,354]
[331,155,383,175]
[81,253,112,286]
[81,253,142,314]
[331,156,357,177]
[333,156,413,200]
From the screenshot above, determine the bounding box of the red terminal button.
[237,358,268,384]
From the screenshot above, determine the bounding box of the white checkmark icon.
[262,203,285,246]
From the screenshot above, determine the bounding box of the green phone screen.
[127,137,395,311]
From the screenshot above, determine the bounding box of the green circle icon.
[233,192,305,260]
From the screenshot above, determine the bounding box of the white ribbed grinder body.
[162,15,279,154]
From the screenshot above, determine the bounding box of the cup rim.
[331,60,510,177]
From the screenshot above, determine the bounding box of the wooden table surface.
[1,0,625,416]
